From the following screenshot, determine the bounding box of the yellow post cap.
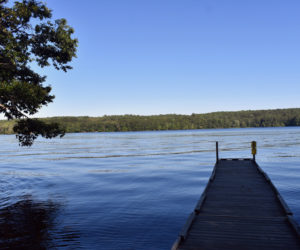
[251,141,257,155]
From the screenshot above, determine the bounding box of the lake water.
[0,127,300,249]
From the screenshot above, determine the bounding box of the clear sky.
[35,0,300,117]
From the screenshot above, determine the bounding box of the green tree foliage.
[1,108,300,135]
[0,0,77,145]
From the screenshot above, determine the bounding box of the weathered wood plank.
[173,159,300,250]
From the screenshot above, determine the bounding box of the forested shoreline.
[1,108,300,134]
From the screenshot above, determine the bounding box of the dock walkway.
[172,158,300,250]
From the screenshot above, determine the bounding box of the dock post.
[251,141,257,161]
[216,141,219,162]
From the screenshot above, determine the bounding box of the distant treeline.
[1,108,300,134]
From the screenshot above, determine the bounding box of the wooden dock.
[172,143,300,250]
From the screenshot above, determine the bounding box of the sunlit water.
[0,127,300,249]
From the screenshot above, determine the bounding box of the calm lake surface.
[0,127,300,249]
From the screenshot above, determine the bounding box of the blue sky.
[36,0,300,117]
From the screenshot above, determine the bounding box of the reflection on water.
[0,196,80,249]
[0,128,300,249]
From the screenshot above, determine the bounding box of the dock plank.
[173,159,300,250]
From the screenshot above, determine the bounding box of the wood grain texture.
[173,159,300,250]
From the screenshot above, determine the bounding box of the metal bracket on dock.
[194,193,207,214]
[171,237,181,250]
[278,194,293,215]
[179,212,196,240]
[287,215,300,238]
[263,172,271,182]
[210,166,217,182]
